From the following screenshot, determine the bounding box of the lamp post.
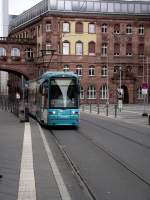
[117,66,123,111]
[142,56,149,116]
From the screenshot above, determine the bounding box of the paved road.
[0,107,150,200]
[52,112,150,200]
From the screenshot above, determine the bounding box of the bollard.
[148,115,150,125]
[114,104,117,118]
[106,103,109,116]
[90,103,92,113]
[25,107,29,122]
[97,103,100,114]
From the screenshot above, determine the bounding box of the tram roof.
[40,71,78,79]
[9,0,150,32]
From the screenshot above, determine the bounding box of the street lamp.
[117,66,123,111]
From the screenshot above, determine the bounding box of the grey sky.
[9,0,42,15]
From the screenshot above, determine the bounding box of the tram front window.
[50,78,78,108]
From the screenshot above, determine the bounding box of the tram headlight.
[72,111,78,115]
[49,111,56,115]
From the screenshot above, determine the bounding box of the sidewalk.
[0,110,24,200]
[0,110,62,200]
[81,104,150,127]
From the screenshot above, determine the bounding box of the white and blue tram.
[27,71,80,127]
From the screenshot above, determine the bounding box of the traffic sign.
[142,88,148,95]
[142,83,148,89]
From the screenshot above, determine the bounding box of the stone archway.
[122,85,129,104]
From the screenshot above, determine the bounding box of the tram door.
[41,81,48,124]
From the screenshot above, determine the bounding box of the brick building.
[8,0,150,104]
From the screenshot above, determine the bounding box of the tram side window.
[42,81,49,108]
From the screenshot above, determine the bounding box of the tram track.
[50,129,97,200]
[76,127,150,188]
[49,125,150,200]
[81,118,150,151]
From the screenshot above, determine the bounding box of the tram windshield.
[50,78,78,108]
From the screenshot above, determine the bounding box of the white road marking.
[18,122,36,200]
[38,124,72,200]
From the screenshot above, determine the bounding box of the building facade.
[8,0,150,104]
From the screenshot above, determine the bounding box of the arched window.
[138,44,144,57]
[114,24,120,34]
[89,65,95,76]
[100,84,108,99]
[63,64,69,72]
[63,22,70,33]
[101,66,108,77]
[139,24,144,35]
[126,24,132,34]
[80,86,84,99]
[11,48,20,57]
[88,23,96,33]
[76,65,82,76]
[101,24,107,33]
[25,48,33,59]
[88,41,95,55]
[46,43,52,54]
[0,47,6,56]
[114,43,120,56]
[137,86,143,99]
[126,43,132,56]
[101,43,107,56]
[46,22,51,32]
[75,22,83,33]
[75,41,83,55]
[63,41,70,55]
[87,85,96,99]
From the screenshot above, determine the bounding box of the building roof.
[9,0,150,32]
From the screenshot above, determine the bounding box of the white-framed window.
[87,85,96,99]
[137,86,144,99]
[0,47,6,56]
[76,41,83,55]
[126,24,132,34]
[46,23,52,32]
[101,66,108,77]
[101,43,107,56]
[63,64,69,72]
[80,86,84,99]
[100,84,108,99]
[139,24,144,35]
[25,48,33,58]
[46,43,52,54]
[63,41,70,55]
[63,22,70,32]
[89,23,96,33]
[11,48,20,57]
[76,65,82,76]
[101,24,107,33]
[89,65,95,76]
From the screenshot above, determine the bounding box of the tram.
[27,71,80,127]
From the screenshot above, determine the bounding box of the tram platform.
[0,110,63,200]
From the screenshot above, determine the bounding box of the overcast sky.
[9,0,42,15]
